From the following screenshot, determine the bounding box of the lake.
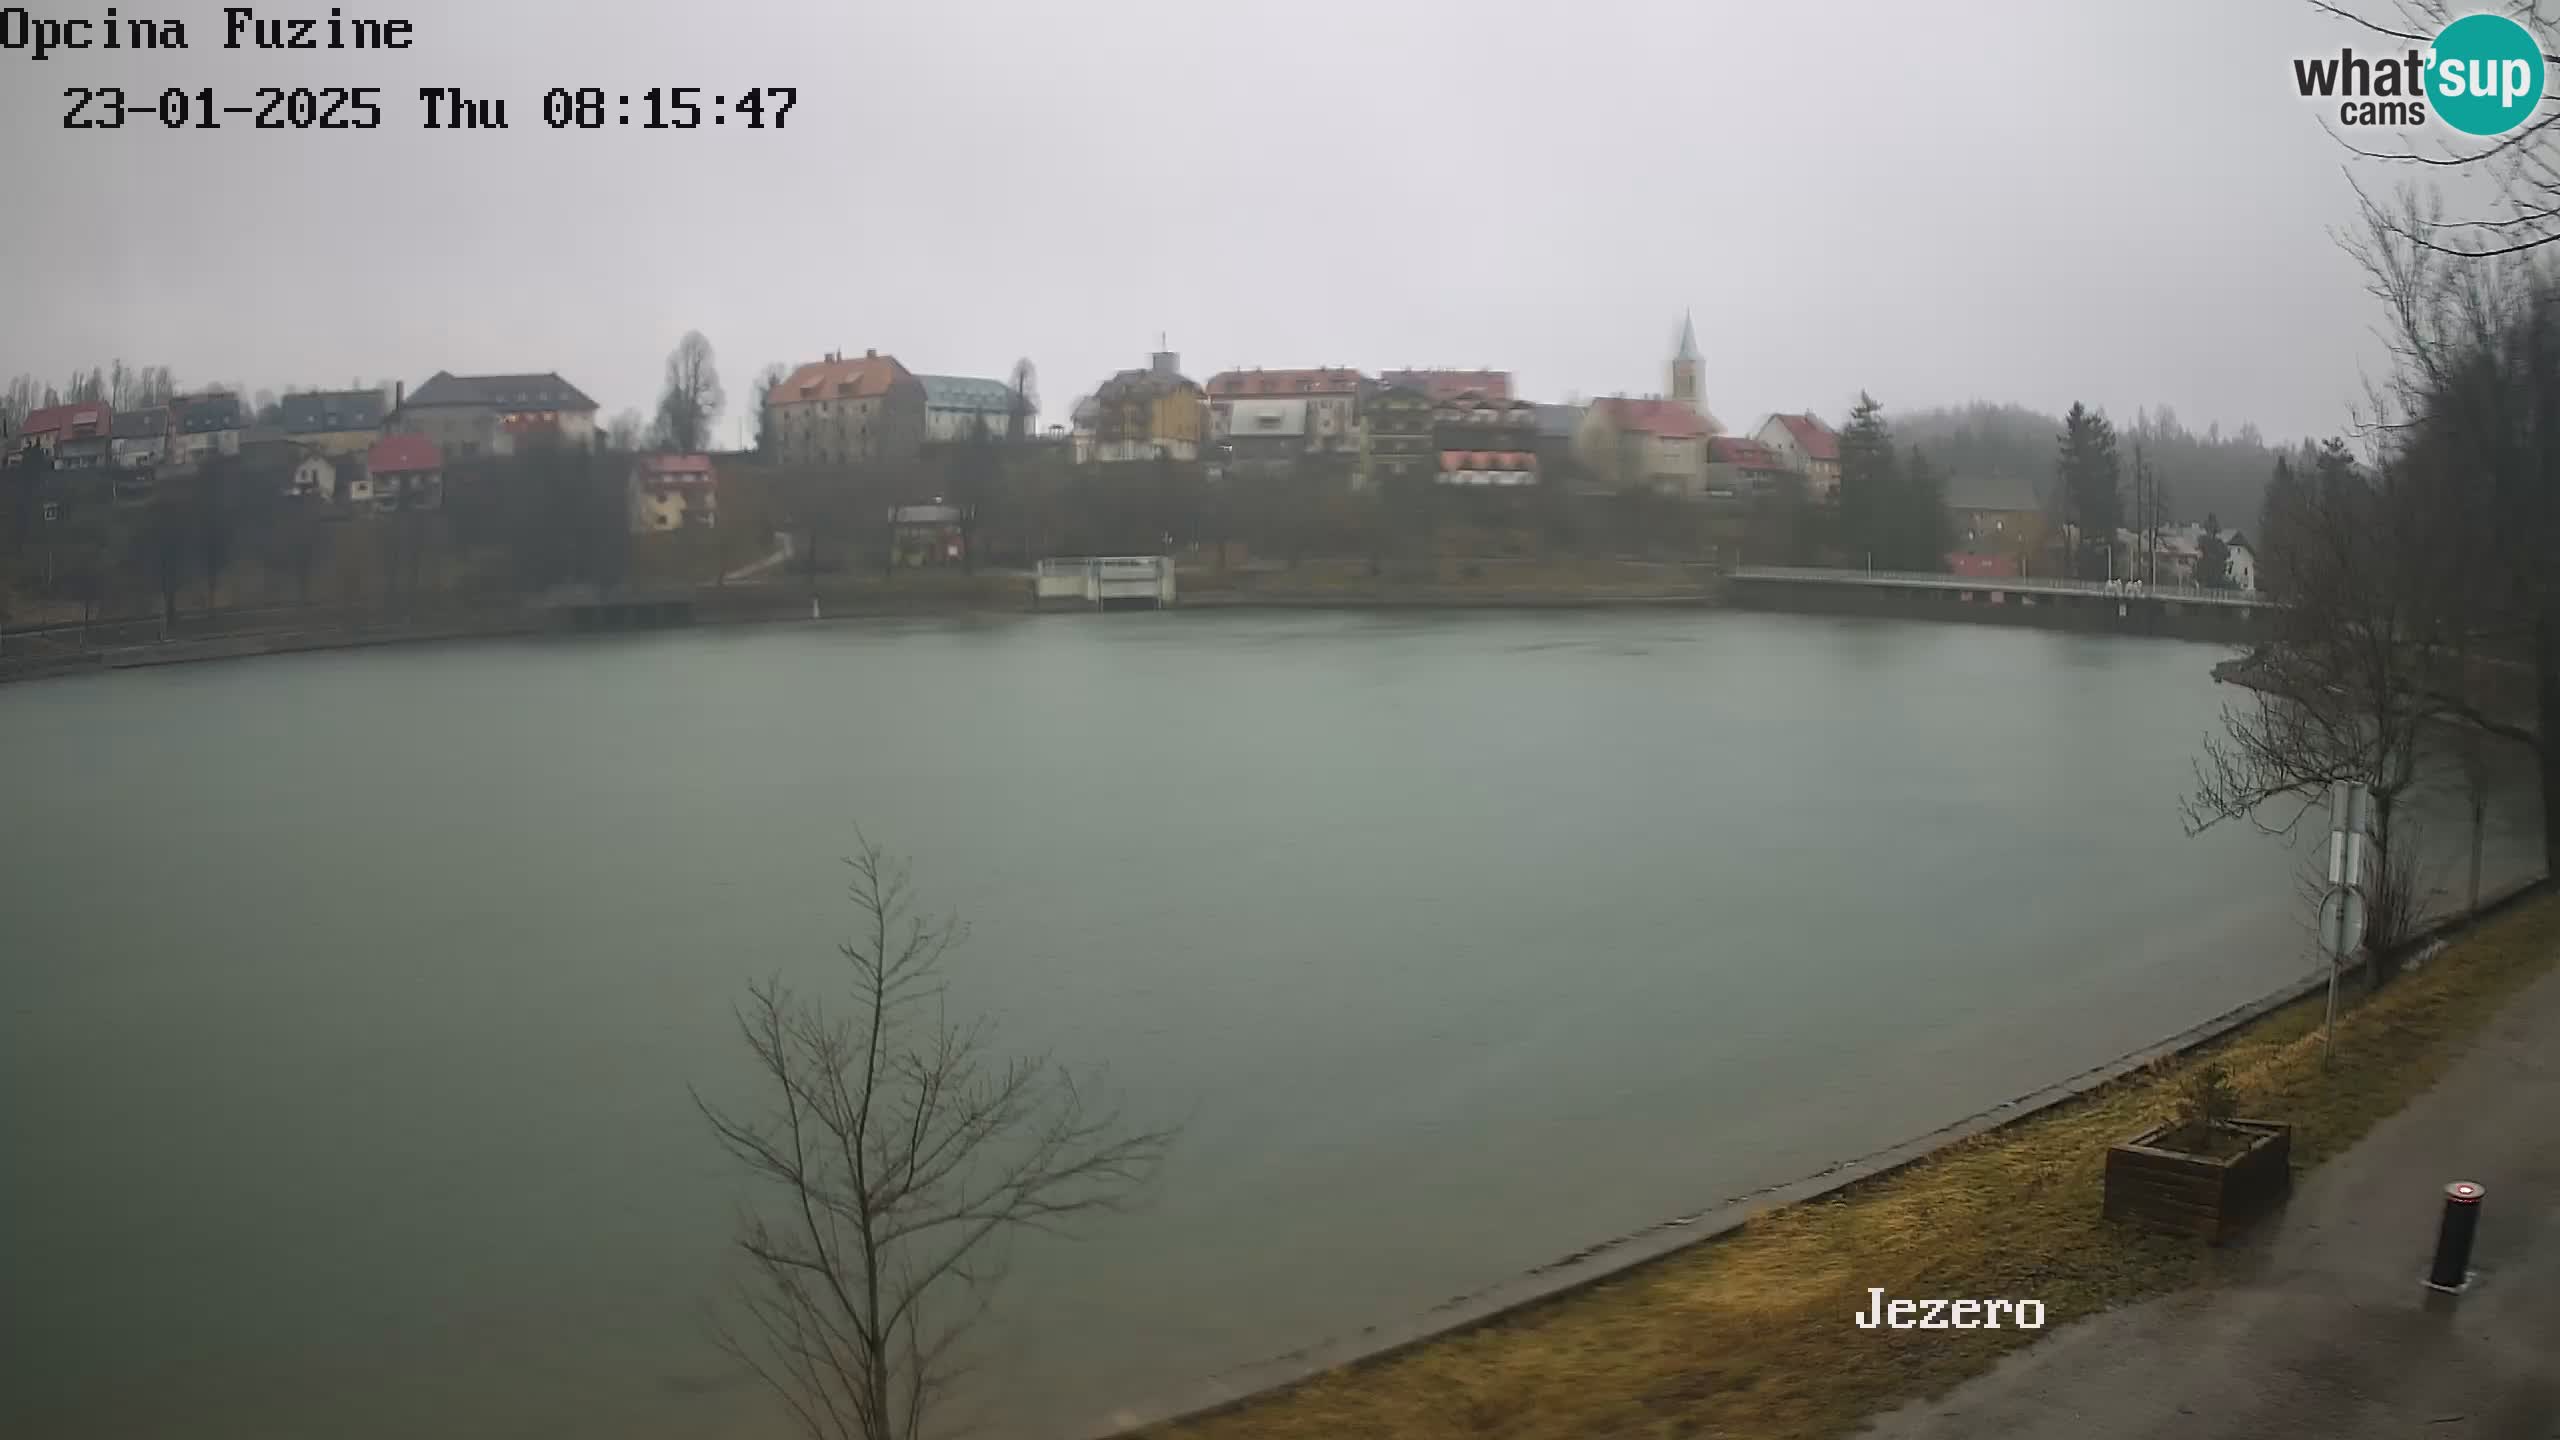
[1,609,2541,1439]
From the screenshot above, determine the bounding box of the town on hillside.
[0,320,2261,629]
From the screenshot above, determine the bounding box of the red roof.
[635,453,715,478]
[1206,368,1365,398]
[1774,413,1839,462]
[1592,396,1709,440]
[367,434,442,473]
[1706,436,1784,468]
[1438,451,1537,470]
[776,352,913,404]
[20,402,110,436]
[1382,369,1512,402]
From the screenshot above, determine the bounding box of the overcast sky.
[0,0,2485,443]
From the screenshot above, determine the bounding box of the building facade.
[917,374,1025,443]
[1434,391,1540,487]
[1756,413,1841,500]
[279,388,390,456]
[628,453,717,534]
[1206,368,1364,455]
[172,392,244,462]
[1361,384,1435,490]
[769,351,927,466]
[111,407,169,469]
[360,433,443,513]
[391,372,598,459]
[1085,350,1206,464]
[290,450,346,502]
[1578,397,1712,497]
[1703,435,1796,498]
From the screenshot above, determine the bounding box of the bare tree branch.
[699,836,1174,1440]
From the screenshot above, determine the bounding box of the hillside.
[1890,401,2290,530]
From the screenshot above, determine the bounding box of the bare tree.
[697,839,1171,1440]
[657,331,726,454]
[2308,0,2559,258]
[2345,187,2559,875]
[605,408,650,453]
[2184,438,2469,954]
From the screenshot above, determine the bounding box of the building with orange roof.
[768,349,926,466]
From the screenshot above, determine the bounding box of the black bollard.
[2426,1181,2484,1293]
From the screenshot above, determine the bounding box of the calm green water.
[1,611,2540,1439]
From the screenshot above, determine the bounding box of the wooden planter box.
[2104,1120,2292,1242]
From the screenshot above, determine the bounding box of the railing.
[1729,565,2266,607]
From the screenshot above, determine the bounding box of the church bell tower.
[1670,311,1702,411]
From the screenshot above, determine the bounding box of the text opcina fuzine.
[2,7,417,62]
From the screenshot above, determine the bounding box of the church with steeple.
[1671,310,1703,412]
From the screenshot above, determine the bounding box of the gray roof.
[1533,403,1585,439]
[280,389,387,433]
[113,407,167,438]
[174,393,243,433]
[406,371,598,411]
[917,375,1015,410]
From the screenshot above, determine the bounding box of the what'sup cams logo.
[2294,11,2549,135]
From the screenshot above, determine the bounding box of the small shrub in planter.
[2103,1062,2292,1242]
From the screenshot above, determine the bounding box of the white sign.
[2319,884,2368,958]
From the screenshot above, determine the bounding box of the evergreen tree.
[2257,456,2309,599]
[1837,392,1898,568]
[2197,528,2230,589]
[1896,446,1952,571]
[2055,402,2123,579]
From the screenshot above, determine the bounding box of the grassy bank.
[1152,895,2560,1440]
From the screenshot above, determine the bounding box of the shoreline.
[0,580,1732,687]
[1104,876,2553,1439]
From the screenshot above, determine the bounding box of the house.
[172,392,246,461]
[23,402,114,468]
[1434,391,1540,487]
[1217,397,1310,479]
[290,449,347,502]
[391,372,599,458]
[1947,469,2051,573]
[1380,368,1512,402]
[2221,531,2258,592]
[628,453,717,534]
[1756,413,1841,500]
[279,388,390,455]
[362,433,443,513]
[1084,350,1207,464]
[1578,397,1714,497]
[890,503,966,567]
[111,407,170,469]
[1361,383,1435,490]
[1703,435,1798,498]
[1206,369,1364,458]
[917,374,1026,443]
[769,350,927,466]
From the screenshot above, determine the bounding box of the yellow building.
[1084,350,1206,463]
[628,454,717,534]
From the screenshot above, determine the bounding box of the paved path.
[1864,959,2560,1440]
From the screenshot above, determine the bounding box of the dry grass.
[1153,895,2560,1440]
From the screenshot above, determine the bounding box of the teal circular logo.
[2431,13,2547,136]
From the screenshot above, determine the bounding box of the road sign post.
[2321,781,2372,1066]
